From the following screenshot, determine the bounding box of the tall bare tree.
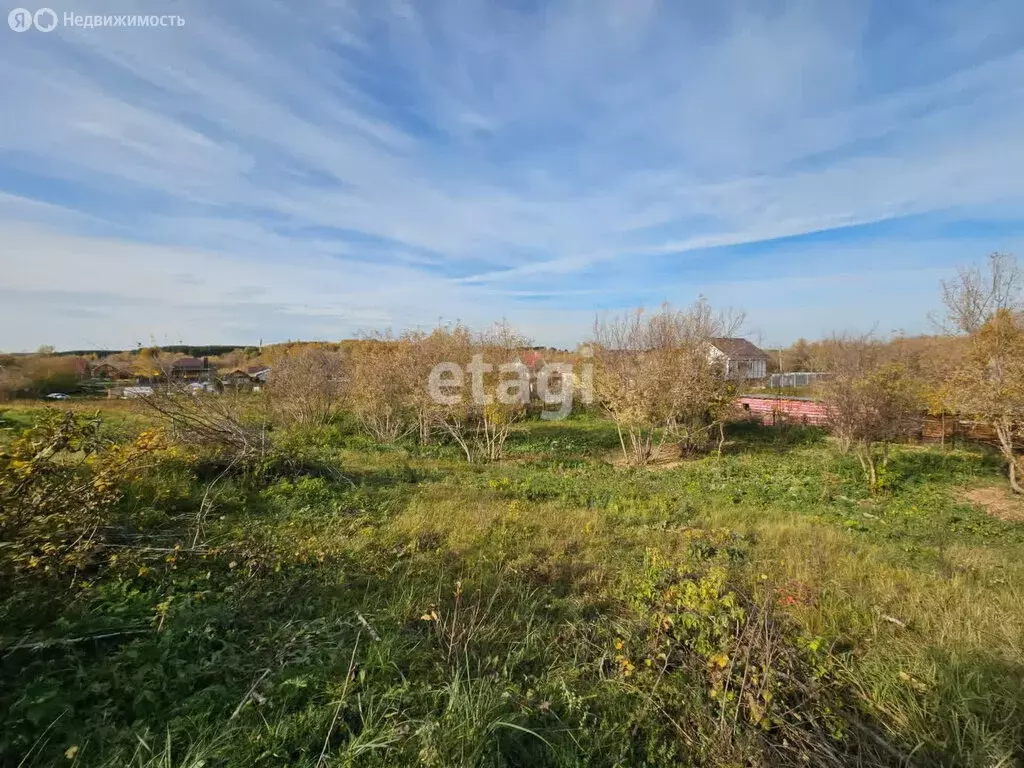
[940,252,1022,335]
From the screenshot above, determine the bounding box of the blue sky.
[2,0,1023,351]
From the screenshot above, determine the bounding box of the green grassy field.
[2,405,1023,767]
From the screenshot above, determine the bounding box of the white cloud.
[0,0,1022,349]
[0,223,602,350]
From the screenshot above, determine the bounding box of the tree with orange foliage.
[347,335,420,443]
[940,253,1024,492]
[948,310,1024,492]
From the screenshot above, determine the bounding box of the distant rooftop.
[709,338,768,359]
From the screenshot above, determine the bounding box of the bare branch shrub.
[419,324,475,459]
[0,363,27,401]
[266,345,348,428]
[406,330,443,444]
[0,355,80,398]
[424,322,530,462]
[821,336,922,490]
[592,299,741,465]
[474,322,531,461]
[140,389,271,547]
[347,335,419,443]
[142,389,269,467]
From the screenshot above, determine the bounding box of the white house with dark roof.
[706,338,770,380]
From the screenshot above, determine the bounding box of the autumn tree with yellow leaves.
[941,253,1024,493]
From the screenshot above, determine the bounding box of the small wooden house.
[219,368,258,391]
[91,361,136,381]
[172,357,209,381]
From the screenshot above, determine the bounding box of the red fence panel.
[736,396,830,426]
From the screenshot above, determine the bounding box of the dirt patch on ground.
[962,486,1024,522]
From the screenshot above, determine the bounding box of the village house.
[91,361,136,381]
[246,365,272,381]
[171,356,210,381]
[247,365,272,391]
[706,338,770,380]
[219,368,260,392]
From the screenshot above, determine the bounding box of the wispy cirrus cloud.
[1,0,1022,350]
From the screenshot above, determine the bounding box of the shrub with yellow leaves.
[616,541,849,762]
[0,410,161,583]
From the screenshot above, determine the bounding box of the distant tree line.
[5,253,1023,494]
[56,345,248,358]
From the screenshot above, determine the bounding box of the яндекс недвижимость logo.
[8,8,183,31]
[8,7,57,31]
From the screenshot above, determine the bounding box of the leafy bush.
[0,410,160,584]
[617,544,855,764]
